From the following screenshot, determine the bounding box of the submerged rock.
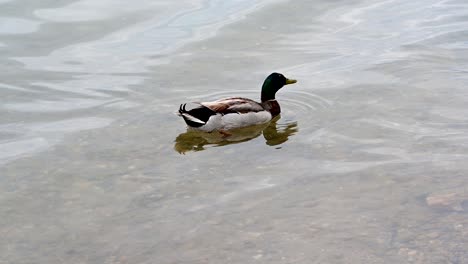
[426,192,468,212]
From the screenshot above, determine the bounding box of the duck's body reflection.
[174,117,297,154]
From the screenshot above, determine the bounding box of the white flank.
[197,114,223,132]
[222,111,272,130]
[188,111,272,132]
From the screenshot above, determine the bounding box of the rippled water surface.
[2,0,468,263]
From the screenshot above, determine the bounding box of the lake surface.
[1,0,468,263]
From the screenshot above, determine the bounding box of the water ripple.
[283,90,333,112]
[186,88,332,112]
[0,17,42,35]
[0,117,112,165]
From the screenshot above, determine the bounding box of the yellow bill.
[285,78,297,85]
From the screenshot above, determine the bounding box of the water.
[1,0,468,263]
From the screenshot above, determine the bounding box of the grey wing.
[201,97,265,114]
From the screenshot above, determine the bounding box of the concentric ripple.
[281,90,333,112]
[186,88,332,113]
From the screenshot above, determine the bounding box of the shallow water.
[1,0,468,263]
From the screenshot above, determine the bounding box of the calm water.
[1,0,468,263]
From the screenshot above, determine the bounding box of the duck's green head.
[261,72,297,102]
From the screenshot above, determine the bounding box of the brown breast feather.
[261,100,281,117]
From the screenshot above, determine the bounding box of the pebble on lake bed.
[426,192,468,212]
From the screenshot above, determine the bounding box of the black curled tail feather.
[178,103,187,115]
[178,103,217,128]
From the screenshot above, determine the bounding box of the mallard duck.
[178,72,297,132]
